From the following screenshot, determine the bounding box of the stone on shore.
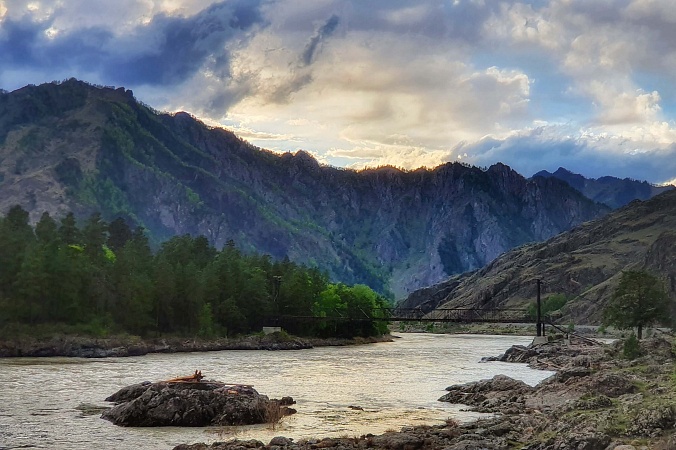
[102,381,295,427]
[440,375,534,414]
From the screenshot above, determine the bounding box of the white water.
[0,333,553,450]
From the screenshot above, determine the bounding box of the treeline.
[0,206,389,338]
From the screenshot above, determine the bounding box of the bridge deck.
[380,307,532,323]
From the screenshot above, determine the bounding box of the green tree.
[107,217,132,251]
[197,302,215,338]
[12,242,48,324]
[110,236,154,334]
[623,333,640,359]
[82,212,108,264]
[0,205,35,298]
[50,243,88,324]
[527,293,568,320]
[33,212,62,320]
[603,270,671,339]
[78,213,114,319]
[58,212,81,245]
[35,212,58,245]
[152,255,176,333]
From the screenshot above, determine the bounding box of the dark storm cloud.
[0,17,47,66]
[109,0,266,85]
[0,0,266,87]
[266,14,340,104]
[300,14,339,67]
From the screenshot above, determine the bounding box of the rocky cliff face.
[403,189,676,323]
[0,80,610,297]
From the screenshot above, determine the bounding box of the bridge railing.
[278,307,533,324]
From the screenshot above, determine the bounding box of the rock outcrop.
[440,374,534,414]
[102,380,295,427]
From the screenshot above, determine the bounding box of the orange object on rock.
[165,370,204,383]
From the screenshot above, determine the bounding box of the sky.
[1,0,676,185]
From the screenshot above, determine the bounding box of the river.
[0,333,553,450]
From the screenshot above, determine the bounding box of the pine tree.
[0,205,35,298]
[604,270,671,339]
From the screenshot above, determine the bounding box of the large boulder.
[439,375,534,413]
[102,381,295,427]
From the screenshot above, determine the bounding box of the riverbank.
[0,332,393,358]
[174,335,676,449]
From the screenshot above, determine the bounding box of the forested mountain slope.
[401,190,676,324]
[0,79,609,297]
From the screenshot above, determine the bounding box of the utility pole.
[272,276,282,326]
[536,278,544,337]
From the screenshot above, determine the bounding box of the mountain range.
[533,167,673,209]
[0,79,668,299]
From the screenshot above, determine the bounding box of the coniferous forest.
[0,205,390,339]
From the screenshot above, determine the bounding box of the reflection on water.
[0,333,553,450]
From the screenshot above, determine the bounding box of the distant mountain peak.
[531,167,673,208]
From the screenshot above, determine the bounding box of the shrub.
[623,333,640,360]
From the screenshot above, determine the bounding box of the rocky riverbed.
[0,333,393,357]
[172,335,676,449]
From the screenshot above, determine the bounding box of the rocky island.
[172,335,676,449]
[102,372,296,427]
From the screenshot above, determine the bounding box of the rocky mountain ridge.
[533,167,674,209]
[401,189,676,324]
[0,79,611,297]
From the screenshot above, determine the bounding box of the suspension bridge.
[273,278,551,337]
[278,306,536,325]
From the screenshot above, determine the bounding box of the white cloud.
[222,20,534,168]
[625,0,676,23]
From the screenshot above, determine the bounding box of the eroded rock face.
[101,382,295,427]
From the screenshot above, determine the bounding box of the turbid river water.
[0,333,554,450]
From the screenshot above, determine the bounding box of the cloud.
[2,0,676,186]
[327,144,451,170]
[0,0,266,93]
[263,14,341,104]
[455,125,676,185]
[106,1,264,86]
[301,14,340,67]
[484,1,676,127]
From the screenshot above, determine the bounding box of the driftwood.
[165,370,204,383]
[163,371,255,388]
